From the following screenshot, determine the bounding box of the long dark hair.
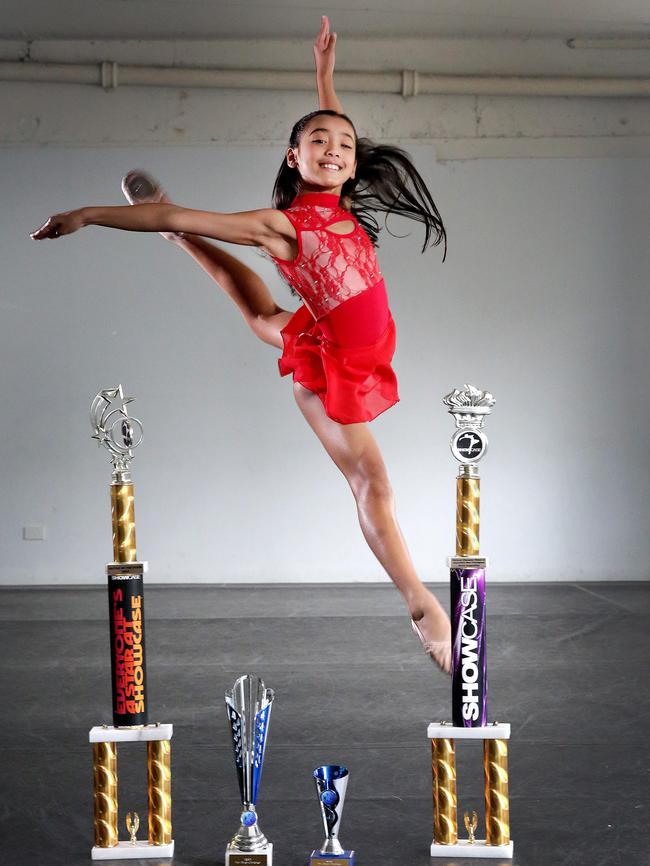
[272,109,447,261]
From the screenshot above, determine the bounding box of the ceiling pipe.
[567,37,650,50]
[1,60,649,97]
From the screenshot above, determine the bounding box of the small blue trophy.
[310,765,355,866]
[225,674,274,865]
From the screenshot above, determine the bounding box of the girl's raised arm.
[31,203,295,256]
[314,15,343,113]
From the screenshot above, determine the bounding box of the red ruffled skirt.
[277,302,400,424]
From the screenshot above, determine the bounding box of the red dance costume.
[271,191,399,424]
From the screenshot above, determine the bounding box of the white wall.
[2,139,648,584]
[2,36,649,585]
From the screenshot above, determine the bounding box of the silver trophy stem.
[230,805,268,852]
[321,837,345,856]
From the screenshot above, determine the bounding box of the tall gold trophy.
[428,384,513,859]
[89,386,174,860]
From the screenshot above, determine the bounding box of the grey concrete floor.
[1,582,648,866]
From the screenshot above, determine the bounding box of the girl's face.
[287,115,357,195]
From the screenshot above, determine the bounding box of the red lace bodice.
[270,191,384,321]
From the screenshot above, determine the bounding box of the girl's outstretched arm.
[314,15,343,113]
[31,203,296,259]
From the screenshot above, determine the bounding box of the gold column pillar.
[431,738,458,845]
[148,739,172,845]
[483,738,510,846]
[93,741,118,848]
[111,482,137,563]
[456,475,480,556]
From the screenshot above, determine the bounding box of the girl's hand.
[313,15,336,79]
[31,210,85,240]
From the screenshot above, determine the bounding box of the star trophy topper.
[427,383,512,860]
[88,385,174,861]
[91,385,143,481]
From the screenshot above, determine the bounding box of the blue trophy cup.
[225,674,274,865]
[310,765,355,865]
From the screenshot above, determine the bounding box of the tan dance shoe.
[411,617,452,676]
[121,170,183,240]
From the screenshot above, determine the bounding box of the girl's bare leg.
[152,223,449,656]
[123,183,292,345]
[292,381,451,653]
[170,234,292,347]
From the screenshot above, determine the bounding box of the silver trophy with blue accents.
[310,765,355,866]
[225,674,274,866]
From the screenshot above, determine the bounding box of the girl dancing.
[31,16,451,673]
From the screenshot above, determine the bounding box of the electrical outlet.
[23,525,46,541]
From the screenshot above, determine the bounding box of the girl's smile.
[287,115,357,193]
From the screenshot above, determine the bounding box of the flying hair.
[272,109,447,261]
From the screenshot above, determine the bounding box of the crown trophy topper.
[225,674,274,866]
[443,384,495,468]
[310,765,355,866]
[90,385,143,481]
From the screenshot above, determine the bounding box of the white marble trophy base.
[89,723,173,743]
[91,841,174,860]
[427,722,510,740]
[225,842,273,865]
[431,840,513,858]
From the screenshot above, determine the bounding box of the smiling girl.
[31,17,451,673]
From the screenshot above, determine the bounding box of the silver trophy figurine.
[310,765,355,865]
[90,385,143,482]
[225,674,274,865]
[442,383,495,470]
